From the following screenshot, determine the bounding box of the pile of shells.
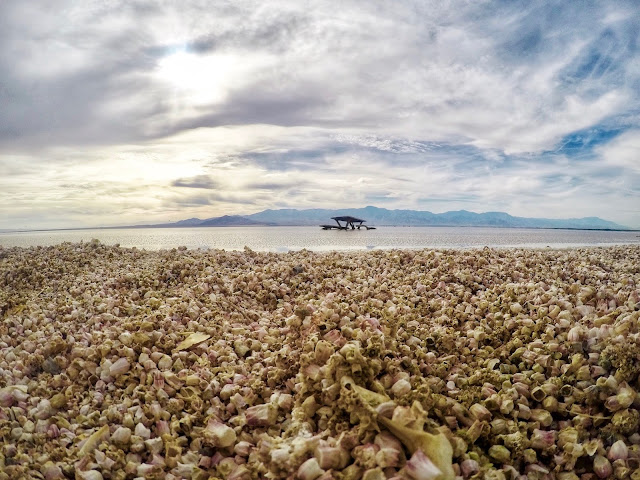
[0,241,639,479]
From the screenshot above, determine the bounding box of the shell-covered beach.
[1,242,639,480]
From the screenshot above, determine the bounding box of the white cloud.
[596,130,640,172]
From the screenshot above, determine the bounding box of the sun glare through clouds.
[156,51,237,105]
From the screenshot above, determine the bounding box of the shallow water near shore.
[0,225,638,251]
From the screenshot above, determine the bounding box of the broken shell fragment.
[245,403,277,427]
[109,357,130,376]
[405,449,442,480]
[174,332,211,352]
[112,426,131,444]
[297,458,325,480]
[78,424,110,456]
[489,445,511,463]
[203,418,237,448]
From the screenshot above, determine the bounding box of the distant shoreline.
[2,224,639,234]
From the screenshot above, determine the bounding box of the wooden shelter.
[320,216,376,230]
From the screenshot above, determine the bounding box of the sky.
[1,0,639,230]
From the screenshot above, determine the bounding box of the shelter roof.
[331,216,365,222]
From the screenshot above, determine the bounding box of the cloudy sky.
[1,0,639,230]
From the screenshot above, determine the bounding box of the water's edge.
[1,226,638,252]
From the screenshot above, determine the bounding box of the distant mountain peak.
[243,206,628,230]
[198,215,264,226]
[149,206,628,230]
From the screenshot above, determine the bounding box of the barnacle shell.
[405,449,443,480]
[78,424,109,456]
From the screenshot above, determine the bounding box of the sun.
[156,50,236,105]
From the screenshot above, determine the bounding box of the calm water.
[0,226,638,252]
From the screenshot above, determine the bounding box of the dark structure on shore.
[320,216,376,230]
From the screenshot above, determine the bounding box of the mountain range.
[144,206,630,230]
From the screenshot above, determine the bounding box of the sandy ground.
[1,242,639,479]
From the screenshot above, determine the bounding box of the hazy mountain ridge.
[149,215,267,228]
[245,206,628,229]
[155,206,628,230]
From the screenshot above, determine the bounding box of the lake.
[0,226,638,251]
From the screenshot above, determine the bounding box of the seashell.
[499,398,514,415]
[109,357,130,377]
[203,418,236,447]
[78,424,109,456]
[35,398,53,420]
[510,303,523,314]
[608,440,629,461]
[234,440,253,457]
[593,455,613,478]
[228,464,251,480]
[375,447,400,468]
[112,426,131,444]
[530,429,557,450]
[47,423,60,439]
[174,332,211,352]
[41,461,65,480]
[361,468,386,480]
[315,445,344,470]
[460,458,479,477]
[277,393,293,410]
[50,393,67,409]
[302,395,319,417]
[583,438,602,456]
[377,414,454,479]
[405,449,442,480]
[391,405,418,427]
[523,448,537,464]
[530,409,553,427]
[604,383,636,412]
[271,447,290,465]
[94,450,116,470]
[145,437,164,454]
[297,458,325,480]
[391,378,411,397]
[245,403,277,427]
[78,471,103,480]
[488,445,511,463]
[134,422,151,440]
[157,355,173,370]
[0,385,28,407]
[531,387,547,402]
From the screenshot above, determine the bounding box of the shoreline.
[1,243,639,478]
[2,224,639,234]
[1,226,639,252]
[1,241,640,255]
